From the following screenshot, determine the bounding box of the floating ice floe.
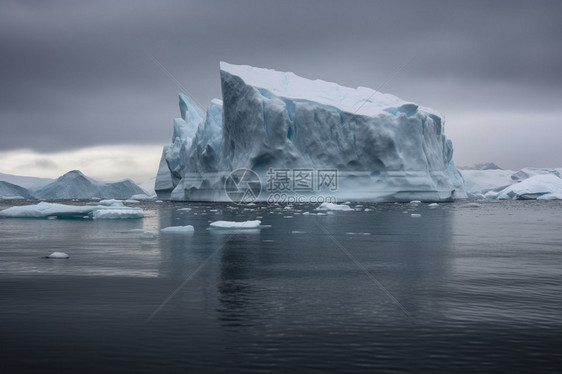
[209,220,262,229]
[45,252,69,259]
[410,213,422,218]
[0,201,143,219]
[161,225,195,233]
[315,202,354,211]
[129,193,156,201]
[92,209,144,220]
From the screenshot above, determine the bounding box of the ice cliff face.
[156,62,464,202]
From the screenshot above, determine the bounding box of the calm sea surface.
[1,200,561,373]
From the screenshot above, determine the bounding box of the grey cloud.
[0,0,561,168]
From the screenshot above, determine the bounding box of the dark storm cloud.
[1,0,561,167]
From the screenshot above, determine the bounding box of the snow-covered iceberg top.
[0,201,144,219]
[220,62,437,117]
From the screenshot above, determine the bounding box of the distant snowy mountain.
[30,170,146,200]
[0,172,54,189]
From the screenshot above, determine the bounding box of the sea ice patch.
[315,202,354,211]
[161,225,195,233]
[209,220,263,229]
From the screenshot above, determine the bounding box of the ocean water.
[0,200,561,373]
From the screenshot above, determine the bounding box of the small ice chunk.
[411,213,421,218]
[92,209,144,220]
[46,252,69,259]
[291,230,306,234]
[124,199,140,204]
[209,220,261,229]
[178,207,192,211]
[428,203,439,207]
[364,208,373,211]
[161,225,195,233]
[409,200,421,205]
[315,202,353,211]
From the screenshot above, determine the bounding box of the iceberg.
[460,169,515,197]
[495,174,562,200]
[0,201,144,219]
[31,170,145,200]
[510,167,560,182]
[460,167,562,199]
[0,181,31,200]
[0,172,54,190]
[155,62,464,202]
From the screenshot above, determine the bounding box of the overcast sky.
[1,0,561,182]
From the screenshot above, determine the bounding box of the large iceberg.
[156,62,464,202]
